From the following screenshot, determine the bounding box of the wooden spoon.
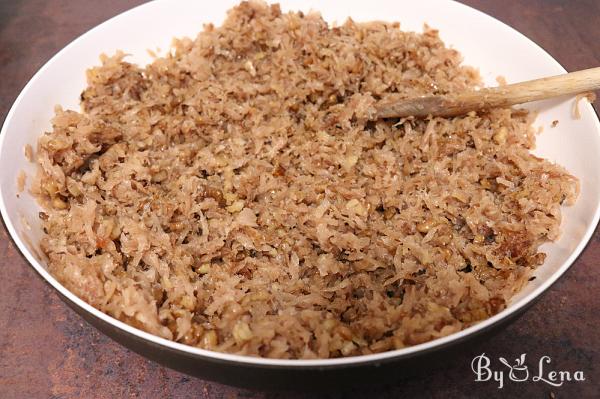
[374,67,600,119]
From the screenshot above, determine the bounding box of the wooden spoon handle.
[375,67,600,119]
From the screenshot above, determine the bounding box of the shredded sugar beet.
[572,92,597,119]
[33,1,578,358]
[17,171,26,194]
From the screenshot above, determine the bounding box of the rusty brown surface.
[0,1,599,398]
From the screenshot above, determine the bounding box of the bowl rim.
[1,0,599,368]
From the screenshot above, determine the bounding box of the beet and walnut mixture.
[33,2,577,358]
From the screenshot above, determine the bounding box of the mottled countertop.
[1,1,599,398]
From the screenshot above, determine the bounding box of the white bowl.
[1,0,599,388]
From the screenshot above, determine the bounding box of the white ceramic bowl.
[1,0,599,388]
